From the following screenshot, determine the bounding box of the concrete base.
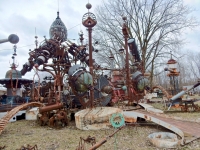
[75,107,123,130]
[25,107,39,120]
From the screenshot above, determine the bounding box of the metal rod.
[88,27,94,108]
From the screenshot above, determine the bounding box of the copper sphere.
[86,3,92,9]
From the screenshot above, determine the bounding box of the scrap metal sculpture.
[109,17,150,104]
[17,10,112,127]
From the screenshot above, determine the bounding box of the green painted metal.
[110,113,125,128]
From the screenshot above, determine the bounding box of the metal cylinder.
[39,103,63,113]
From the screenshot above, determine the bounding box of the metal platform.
[124,109,200,145]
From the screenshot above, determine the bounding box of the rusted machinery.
[108,17,150,105]
[167,82,200,111]
[37,102,69,128]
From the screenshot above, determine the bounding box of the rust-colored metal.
[82,6,97,108]
[0,102,44,135]
[76,136,96,150]
[38,102,63,113]
[89,125,124,150]
[122,17,132,104]
[48,110,68,128]
[171,100,200,112]
[17,144,38,150]
[124,109,200,145]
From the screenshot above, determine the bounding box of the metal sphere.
[8,34,19,44]
[122,16,127,21]
[86,3,92,9]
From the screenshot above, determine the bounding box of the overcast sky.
[0,0,200,81]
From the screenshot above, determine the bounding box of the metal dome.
[49,12,67,42]
[5,69,22,79]
[167,58,177,64]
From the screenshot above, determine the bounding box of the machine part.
[37,103,69,128]
[39,103,63,113]
[94,76,112,106]
[147,132,179,148]
[48,110,68,128]
[128,38,141,62]
[132,71,149,92]
[167,82,200,111]
[68,65,93,107]
[68,65,93,93]
[0,102,44,135]
[170,82,200,102]
[110,113,125,128]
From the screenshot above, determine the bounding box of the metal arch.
[94,76,111,106]
[110,113,125,128]
[0,102,44,135]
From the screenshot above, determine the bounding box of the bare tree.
[93,0,199,86]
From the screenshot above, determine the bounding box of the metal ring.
[110,113,125,128]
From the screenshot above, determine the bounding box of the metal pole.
[88,27,94,108]
[122,17,132,103]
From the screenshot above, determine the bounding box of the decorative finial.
[11,55,17,69]
[170,50,172,59]
[79,30,84,45]
[57,11,60,19]
[35,36,38,48]
[13,45,17,56]
[86,3,92,10]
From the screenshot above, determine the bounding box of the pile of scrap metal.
[167,82,200,111]
[37,102,69,128]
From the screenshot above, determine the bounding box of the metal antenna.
[35,27,38,48]
[58,0,59,12]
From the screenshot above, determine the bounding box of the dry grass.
[1,97,200,150]
[0,120,166,150]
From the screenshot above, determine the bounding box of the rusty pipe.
[89,138,107,150]
[89,126,124,150]
[39,103,63,113]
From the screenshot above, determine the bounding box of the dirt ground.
[1,100,200,150]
